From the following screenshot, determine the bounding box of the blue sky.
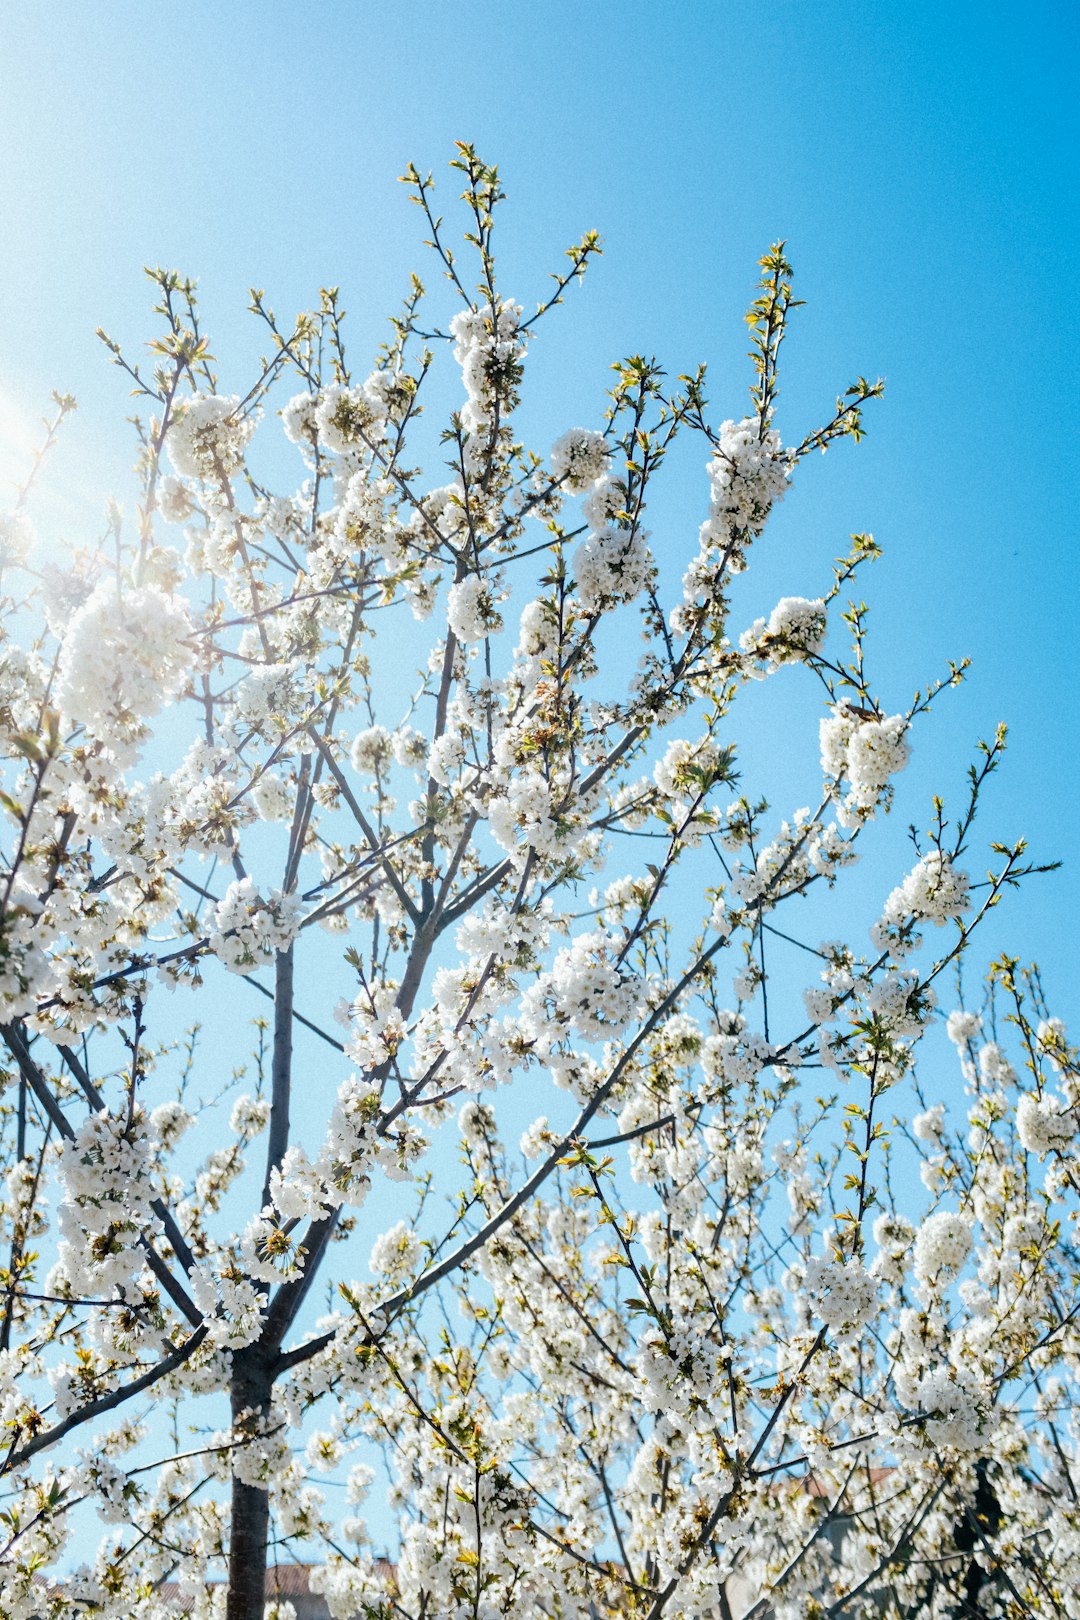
[0,0,1077,1569]
[1,0,1077,1005]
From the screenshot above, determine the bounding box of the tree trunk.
[226,1351,274,1620]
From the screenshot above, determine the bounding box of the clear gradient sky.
[1,0,1077,1008]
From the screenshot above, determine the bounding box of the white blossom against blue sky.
[1,0,1076,996]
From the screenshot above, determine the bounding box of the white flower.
[519,1117,551,1160]
[156,475,196,524]
[446,573,504,642]
[1037,1016,1069,1070]
[150,1100,195,1149]
[704,417,789,538]
[252,773,292,822]
[582,475,625,530]
[230,1094,270,1138]
[56,1108,159,1296]
[269,1144,332,1222]
[551,427,609,492]
[913,1209,973,1283]
[315,384,387,454]
[369,1219,422,1279]
[740,595,826,668]
[55,583,193,761]
[544,930,643,1041]
[281,391,319,447]
[459,1099,495,1146]
[804,1256,877,1334]
[881,851,971,931]
[449,299,525,447]
[654,736,724,800]
[912,1102,946,1142]
[208,879,303,975]
[573,526,652,613]
[820,707,910,820]
[946,1008,982,1046]
[0,510,35,567]
[305,1430,343,1474]
[914,1367,995,1450]
[350,725,393,776]
[1016,1091,1078,1157]
[871,1211,915,1284]
[168,393,254,481]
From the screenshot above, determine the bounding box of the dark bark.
[261,944,295,1209]
[229,942,296,1619]
[226,1349,275,1620]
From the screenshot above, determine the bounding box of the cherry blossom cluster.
[0,150,1071,1620]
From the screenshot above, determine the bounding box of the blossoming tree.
[0,145,1076,1620]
